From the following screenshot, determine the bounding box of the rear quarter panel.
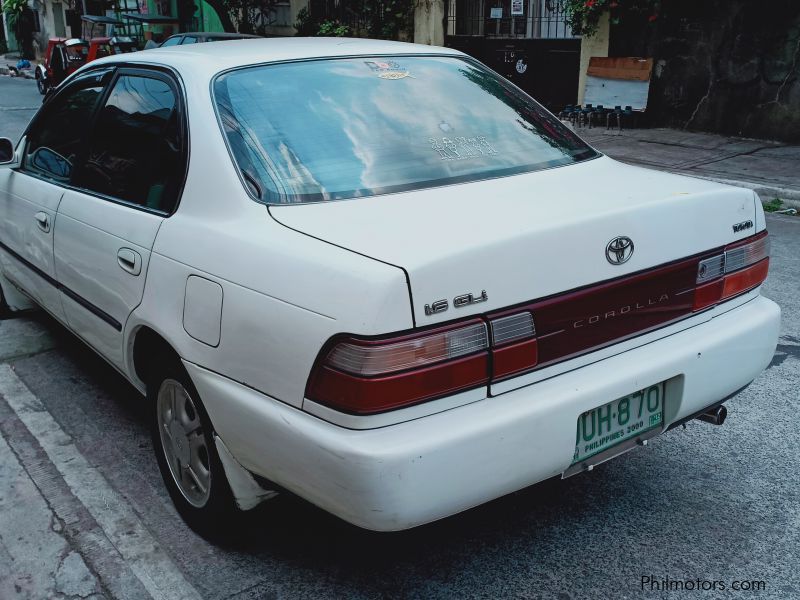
[124,63,414,405]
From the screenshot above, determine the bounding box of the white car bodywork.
[0,38,780,531]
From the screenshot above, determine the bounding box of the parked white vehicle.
[0,38,780,537]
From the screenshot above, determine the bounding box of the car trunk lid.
[269,157,758,328]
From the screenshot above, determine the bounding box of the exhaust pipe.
[697,405,727,426]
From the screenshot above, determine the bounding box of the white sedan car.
[0,38,780,536]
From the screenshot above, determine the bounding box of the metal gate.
[444,0,581,110]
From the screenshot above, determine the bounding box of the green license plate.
[572,382,666,464]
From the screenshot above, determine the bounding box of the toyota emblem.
[606,236,634,265]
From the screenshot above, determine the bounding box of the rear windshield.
[213,55,598,203]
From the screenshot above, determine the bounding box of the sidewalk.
[0,319,105,599]
[0,54,37,79]
[580,127,800,211]
[0,319,197,600]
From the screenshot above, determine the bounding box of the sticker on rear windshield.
[365,60,410,79]
[378,71,410,80]
[429,136,499,161]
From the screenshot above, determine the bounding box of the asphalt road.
[0,77,42,143]
[0,77,798,599]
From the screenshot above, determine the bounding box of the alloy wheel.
[156,378,212,508]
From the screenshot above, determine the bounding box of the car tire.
[36,73,47,95]
[149,359,241,539]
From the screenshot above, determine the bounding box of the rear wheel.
[149,361,240,538]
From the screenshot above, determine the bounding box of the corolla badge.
[606,236,634,265]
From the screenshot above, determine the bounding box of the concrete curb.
[606,154,800,212]
[677,174,800,212]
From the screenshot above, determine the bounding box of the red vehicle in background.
[35,38,89,95]
[86,36,137,62]
[35,36,136,97]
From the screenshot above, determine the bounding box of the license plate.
[572,382,666,464]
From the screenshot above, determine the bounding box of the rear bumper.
[187,295,780,531]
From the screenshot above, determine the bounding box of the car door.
[53,67,187,368]
[0,68,113,324]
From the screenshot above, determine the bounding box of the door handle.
[117,248,142,276]
[34,211,50,232]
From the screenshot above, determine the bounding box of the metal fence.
[446,0,577,39]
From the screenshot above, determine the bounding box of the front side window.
[160,36,182,47]
[23,70,111,182]
[73,73,183,213]
[214,55,597,203]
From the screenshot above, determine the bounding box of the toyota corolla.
[0,38,780,537]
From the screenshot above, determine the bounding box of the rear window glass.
[213,55,598,203]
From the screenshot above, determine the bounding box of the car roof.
[87,37,464,78]
[172,32,259,39]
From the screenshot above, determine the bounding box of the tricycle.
[34,37,89,95]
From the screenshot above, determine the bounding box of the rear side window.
[73,73,183,213]
[213,55,597,204]
[160,36,181,47]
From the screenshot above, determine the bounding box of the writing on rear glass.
[429,136,499,161]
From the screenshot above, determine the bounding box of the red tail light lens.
[693,279,725,311]
[306,321,490,414]
[326,321,488,376]
[693,231,770,311]
[489,312,538,379]
[492,339,539,379]
[722,258,770,298]
[307,313,543,413]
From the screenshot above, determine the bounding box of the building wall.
[610,0,800,142]
[577,11,608,106]
[197,0,225,33]
[32,0,69,54]
[12,0,70,59]
[414,0,444,46]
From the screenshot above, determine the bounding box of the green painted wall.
[141,0,223,33]
[198,0,224,32]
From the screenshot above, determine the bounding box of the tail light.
[489,312,538,379]
[308,231,770,415]
[306,320,490,414]
[694,231,770,311]
[307,312,540,414]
